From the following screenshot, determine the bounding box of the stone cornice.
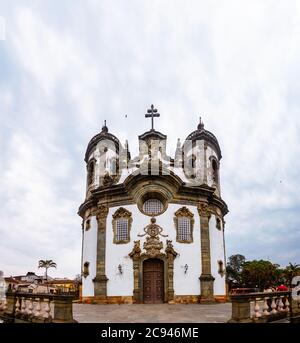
[78,176,228,217]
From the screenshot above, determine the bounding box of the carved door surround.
[129,218,178,303]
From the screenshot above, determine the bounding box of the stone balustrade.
[0,291,77,323]
[229,291,300,323]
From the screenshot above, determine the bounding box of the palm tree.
[38,260,57,293]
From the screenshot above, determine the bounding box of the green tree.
[226,254,246,289]
[240,260,279,291]
[284,263,300,288]
[38,260,57,293]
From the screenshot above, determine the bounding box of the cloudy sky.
[1,0,300,278]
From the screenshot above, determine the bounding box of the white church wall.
[106,204,201,297]
[209,215,226,295]
[82,216,97,297]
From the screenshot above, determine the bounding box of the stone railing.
[229,291,300,323]
[0,291,77,323]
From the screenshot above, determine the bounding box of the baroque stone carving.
[129,240,141,258]
[102,172,114,187]
[197,202,212,218]
[138,217,168,238]
[96,204,109,220]
[143,236,164,258]
[165,240,178,259]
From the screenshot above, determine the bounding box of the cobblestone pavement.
[73,303,231,323]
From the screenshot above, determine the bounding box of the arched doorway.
[143,259,164,304]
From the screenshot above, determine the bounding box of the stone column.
[167,257,175,303]
[132,258,140,303]
[198,203,215,303]
[94,204,109,299]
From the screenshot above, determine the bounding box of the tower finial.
[102,119,108,133]
[198,116,204,130]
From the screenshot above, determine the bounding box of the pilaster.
[94,204,109,296]
[198,203,215,303]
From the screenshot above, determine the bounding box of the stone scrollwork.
[138,217,168,238]
[96,204,109,220]
[165,240,178,259]
[129,240,141,259]
[197,202,212,218]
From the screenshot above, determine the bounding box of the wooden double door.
[143,259,164,304]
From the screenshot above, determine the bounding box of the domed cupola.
[85,121,120,163]
[85,121,122,196]
[185,118,222,160]
[182,118,222,195]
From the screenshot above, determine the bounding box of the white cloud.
[1,0,300,277]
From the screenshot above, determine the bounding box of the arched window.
[212,158,218,183]
[112,207,132,244]
[85,218,91,231]
[174,207,195,243]
[218,260,225,277]
[87,161,95,186]
[83,262,89,278]
[216,217,221,230]
[184,154,196,179]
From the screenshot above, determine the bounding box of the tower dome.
[185,118,222,160]
[85,121,120,163]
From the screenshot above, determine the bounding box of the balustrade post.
[254,299,262,318]
[53,295,76,323]
[15,297,21,314]
[263,298,270,316]
[43,299,51,319]
[228,295,252,323]
[35,298,41,317]
[21,297,26,314]
[4,292,16,316]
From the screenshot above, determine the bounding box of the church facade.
[79,105,228,304]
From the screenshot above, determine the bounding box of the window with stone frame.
[174,207,195,243]
[112,207,132,244]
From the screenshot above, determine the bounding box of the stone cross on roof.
[145,104,160,131]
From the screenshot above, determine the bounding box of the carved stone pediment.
[112,207,132,220]
[174,206,194,218]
